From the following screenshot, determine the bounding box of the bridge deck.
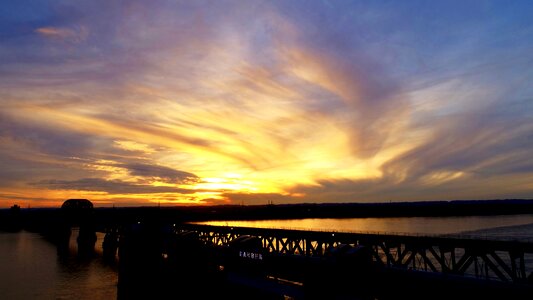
[178,224,533,283]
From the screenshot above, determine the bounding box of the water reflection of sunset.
[197,215,533,236]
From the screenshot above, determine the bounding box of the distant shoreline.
[167,199,533,221]
[2,199,533,230]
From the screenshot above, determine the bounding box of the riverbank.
[4,199,533,229]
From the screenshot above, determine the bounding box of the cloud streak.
[32,178,196,195]
[35,26,89,43]
[0,1,532,207]
[123,163,199,184]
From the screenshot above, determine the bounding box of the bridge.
[177,223,533,283]
[9,200,533,299]
[115,222,533,299]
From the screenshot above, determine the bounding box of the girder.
[177,224,533,284]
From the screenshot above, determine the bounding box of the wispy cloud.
[0,1,532,206]
[123,163,199,184]
[35,26,89,43]
[31,178,196,195]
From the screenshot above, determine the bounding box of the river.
[0,229,117,300]
[196,214,533,241]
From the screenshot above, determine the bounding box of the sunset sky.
[1,1,532,207]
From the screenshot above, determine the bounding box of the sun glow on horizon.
[1,1,532,207]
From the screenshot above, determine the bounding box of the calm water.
[0,229,117,300]
[2,215,533,299]
[197,214,533,241]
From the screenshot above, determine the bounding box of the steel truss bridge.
[178,224,533,284]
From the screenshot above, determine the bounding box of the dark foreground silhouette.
[2,199,533,299]
[4,199,533,232]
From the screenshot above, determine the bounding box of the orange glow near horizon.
[0,77,493,208]
[2,2,532,208]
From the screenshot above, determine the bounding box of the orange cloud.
[35,26,88,43]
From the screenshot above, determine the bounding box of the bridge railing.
[176,223,533,283]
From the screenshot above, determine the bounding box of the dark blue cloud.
[0,113,97,157]
[122,163,199,184]
[31,178,197,194]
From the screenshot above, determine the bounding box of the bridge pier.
[54,223,72,256]
[102,228,119,260]
[116,221,223,299]
[52,199,98,257]
[117,221,163,299]
[77,224,97,256]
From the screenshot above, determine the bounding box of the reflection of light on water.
[194,215,533,238]
[58,228,119,299]
[0,231,118,300]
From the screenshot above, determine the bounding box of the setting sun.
[1,1,532,208]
